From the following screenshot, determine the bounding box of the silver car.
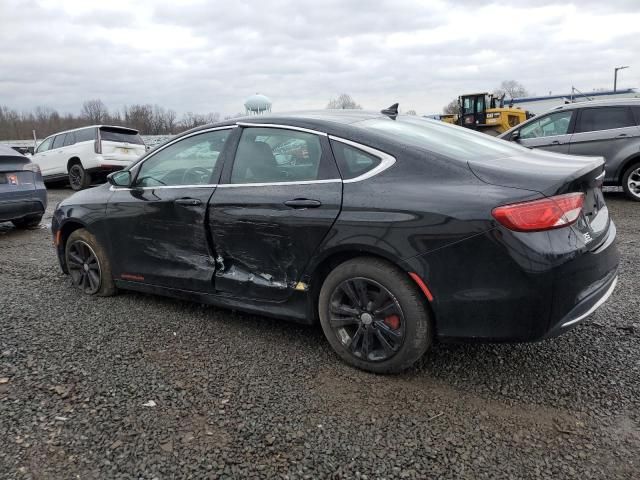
[499,99,640,201]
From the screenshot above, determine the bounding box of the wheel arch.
[57,219,88,273]
[305,246,433,324]
[615,153,640,184]
[67,157,82,172]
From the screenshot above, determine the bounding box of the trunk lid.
[468,150,609,249]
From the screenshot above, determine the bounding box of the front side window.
[135,129,231,187]
[330,140,381,179]
[230,128,324,183]
[519,110,573,139]
[575,107,635,133]
[52,134,65,149]
[36,137,53,153]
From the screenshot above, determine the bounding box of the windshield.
[100,127,144,145]
[359,116,527,161]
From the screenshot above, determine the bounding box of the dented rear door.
[209,126,342,301]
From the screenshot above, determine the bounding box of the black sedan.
[1,144,47,228]
[52,109,619,373]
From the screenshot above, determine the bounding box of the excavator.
[442,93,531,135]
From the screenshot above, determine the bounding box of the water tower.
[244,93,272,115]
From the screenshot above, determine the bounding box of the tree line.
[0,99,227,140]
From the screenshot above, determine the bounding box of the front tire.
[318,257,432,373]
[622,162,640,202]
[69,163,91,191]
[65,229,116,296]
[11,214,43,229]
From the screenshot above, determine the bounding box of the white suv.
[32,125,146,190]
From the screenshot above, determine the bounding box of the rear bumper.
[545,273,617,338]
[406,220,619,343]
[0,199,45,222]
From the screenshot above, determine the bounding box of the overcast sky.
[1,0,639,117]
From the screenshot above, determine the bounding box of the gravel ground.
[1,187,638,479]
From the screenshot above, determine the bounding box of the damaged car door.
[209,125,342,301]
[106,127,233,291]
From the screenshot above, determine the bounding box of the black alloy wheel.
[329,277,406,362]
[319,257,432,373]
[67,240,102,294]
[69,163,91,191]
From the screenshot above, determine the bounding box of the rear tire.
[622,162,640,202]
[65,228,116,296]
[11,214,43,229]
[69,163,91,191]
[318,257,432,373]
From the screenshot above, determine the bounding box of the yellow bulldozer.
[442,93,531,135]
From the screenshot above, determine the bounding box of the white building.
[509,88,639,115]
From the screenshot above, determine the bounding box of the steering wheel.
[182,166,211,185]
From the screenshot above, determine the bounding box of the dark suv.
[499,99,640,201]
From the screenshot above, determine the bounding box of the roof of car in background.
[41,124,140,139]
[551,98,640,111]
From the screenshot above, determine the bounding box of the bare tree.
[443,98,459,114]
[81,99,108,124]
[494,80,528,99]
[326,94,362,110]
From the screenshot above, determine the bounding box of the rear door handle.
[551,140,561,145]
[284,198,322,209]
[617,133,628,138]
[175,198,202,206]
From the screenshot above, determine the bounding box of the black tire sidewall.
[318,258,432,373]
[69,164,90,191]
[622,162,640,202]
[65,228,116,296]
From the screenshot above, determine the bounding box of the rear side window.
[100,127,144,145]
[575,107,635,133]
[63,132,76,146]
[36,137,53,153]
[75,128,96,143]
[230,127,327,184]
[330,140,381,179]
[52,135,65,149]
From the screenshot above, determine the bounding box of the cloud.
[1,0,638,117]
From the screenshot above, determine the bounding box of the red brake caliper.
[384,314,401,330]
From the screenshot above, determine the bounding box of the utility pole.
[614,66,629,92]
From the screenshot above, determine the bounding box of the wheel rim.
[627,167,640,198]
[67,240,101,294]
[69,166,82,188]
[328,277,406,362]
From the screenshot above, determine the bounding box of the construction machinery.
[443,93,531,135]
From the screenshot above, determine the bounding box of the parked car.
[32,125,146,191]
[52,111,619,373]
[0,144,47,228]
[499,99,640,201]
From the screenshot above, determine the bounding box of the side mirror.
[511,130,521,142]
[107,170,131,187]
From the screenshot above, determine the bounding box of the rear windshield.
[100,127,144,145]
[359,116,526,161]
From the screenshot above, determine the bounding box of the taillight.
[492,192,584,232]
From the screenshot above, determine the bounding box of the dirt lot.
[1,187,638,479]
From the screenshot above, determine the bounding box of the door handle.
[551,140,561,145]
[617,133,628,138]
[284,198,322,209]
[175,198,202,206]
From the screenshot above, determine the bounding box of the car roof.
[550,98,640,111]
[43,124,139,139]
[189,110,401,136]
[0,144,28,158]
